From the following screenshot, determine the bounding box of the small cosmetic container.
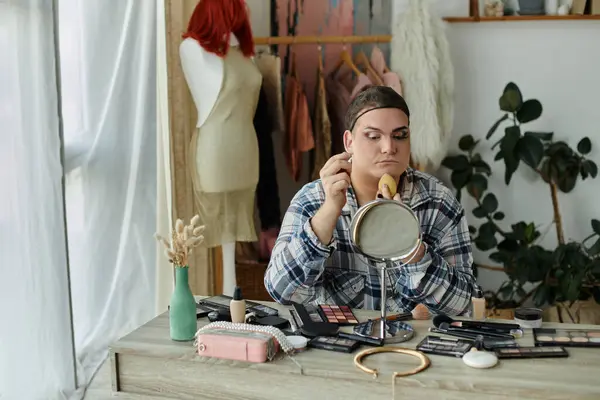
[514,307,543,328]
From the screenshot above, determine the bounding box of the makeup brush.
[438,322,514,339]
[433,314,521,332]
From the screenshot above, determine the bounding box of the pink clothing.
[371,47,403,95]
[350,47,403,98]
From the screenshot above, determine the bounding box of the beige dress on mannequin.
[189,46,262,248]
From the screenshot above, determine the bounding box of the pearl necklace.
[194,322,303,372]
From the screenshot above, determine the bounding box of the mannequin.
[180,0,261,296]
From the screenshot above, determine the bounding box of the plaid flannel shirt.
[264,168,476,316]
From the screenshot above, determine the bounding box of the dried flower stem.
[154,214,205,268]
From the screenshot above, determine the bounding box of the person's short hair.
[345,86,410,131]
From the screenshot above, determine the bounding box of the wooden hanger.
[331,45,362,77]
[317,44,324,73]
[354,50,383,85]
[290,50,299,79]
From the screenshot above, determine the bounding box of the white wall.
[444,20,600,291]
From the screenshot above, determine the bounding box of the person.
[264,85,477,316]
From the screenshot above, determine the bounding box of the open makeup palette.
[533,328,600,347]
[318,304,359,325]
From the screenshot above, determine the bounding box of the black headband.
[349,106,406,131]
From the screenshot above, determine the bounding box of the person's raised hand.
[319,152,352,215]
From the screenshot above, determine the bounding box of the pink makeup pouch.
[195,327,280,363]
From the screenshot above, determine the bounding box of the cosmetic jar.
[514,307,543,328]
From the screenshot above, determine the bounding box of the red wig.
[182,0,255,58]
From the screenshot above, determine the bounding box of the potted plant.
[441,82,600,323]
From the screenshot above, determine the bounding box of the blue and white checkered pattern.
[264,168,476,316]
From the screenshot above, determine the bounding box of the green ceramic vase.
[169,266,197,341]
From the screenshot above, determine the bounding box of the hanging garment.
[325,67,357,156]
[254,52,285,136]
[370,46,403,95]
[283,54,314,182]
[253,85,281,231]
[390,0,454,171]
[310,63,332,180]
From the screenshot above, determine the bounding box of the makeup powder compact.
[534,328,600,347]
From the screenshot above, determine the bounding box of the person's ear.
[343,130,354,154]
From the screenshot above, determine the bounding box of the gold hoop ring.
[354,346,430,379]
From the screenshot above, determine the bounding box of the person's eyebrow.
[362,125,408,133]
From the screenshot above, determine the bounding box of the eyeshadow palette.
[318,304,359,325]
[308,336,360,353]
[291,303,339,337]
[416,335,473,358]
[534,328,600,347]
[495,346,569,359]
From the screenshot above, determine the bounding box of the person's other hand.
[319,152,352,215]
[377,183,401,202]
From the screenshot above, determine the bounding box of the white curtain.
[0,1,77,398]
[0,0,158,398]
[59,0,157,396]
[156,0,174,314]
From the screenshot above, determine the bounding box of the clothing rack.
[254,35,392,45]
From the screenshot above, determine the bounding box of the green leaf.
[475,222,498,251]
[525,131,553,141]
[471,157,492,175]
[493,211,505,220]
[566,273,583,302]
[489,251,507,264]
[533,285,550,307]
[499,82,523,112]
[516,99,543,123]
[577,137,592,155]
[501,126,521,184]
[516,135,544,169]
[458,135,477,151]
[511,222,529,242]
[467,174,488,199]
[592,259,600,274]
[582,160,598,179]
[486,114,509,139]
[592,219,600,235]
[442,155,470,171]
[468,225,477,235]
[494,151,503,161]
[555,167,579,193]
[451,169,472,190]
[498,239,519,252]
[546,141,572,158]
[472,206,488,219]
[592,287,600,304]
[524,223,537,243]
[481,193,499,213]
[588,238,600,257]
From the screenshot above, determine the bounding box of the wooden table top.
[110,300,600,399]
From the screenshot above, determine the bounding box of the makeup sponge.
[378,174,397,197]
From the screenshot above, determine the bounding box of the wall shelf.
[444,15,600,22]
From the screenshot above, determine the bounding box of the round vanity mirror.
[349,198,422,341]
[350,199,421,262]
